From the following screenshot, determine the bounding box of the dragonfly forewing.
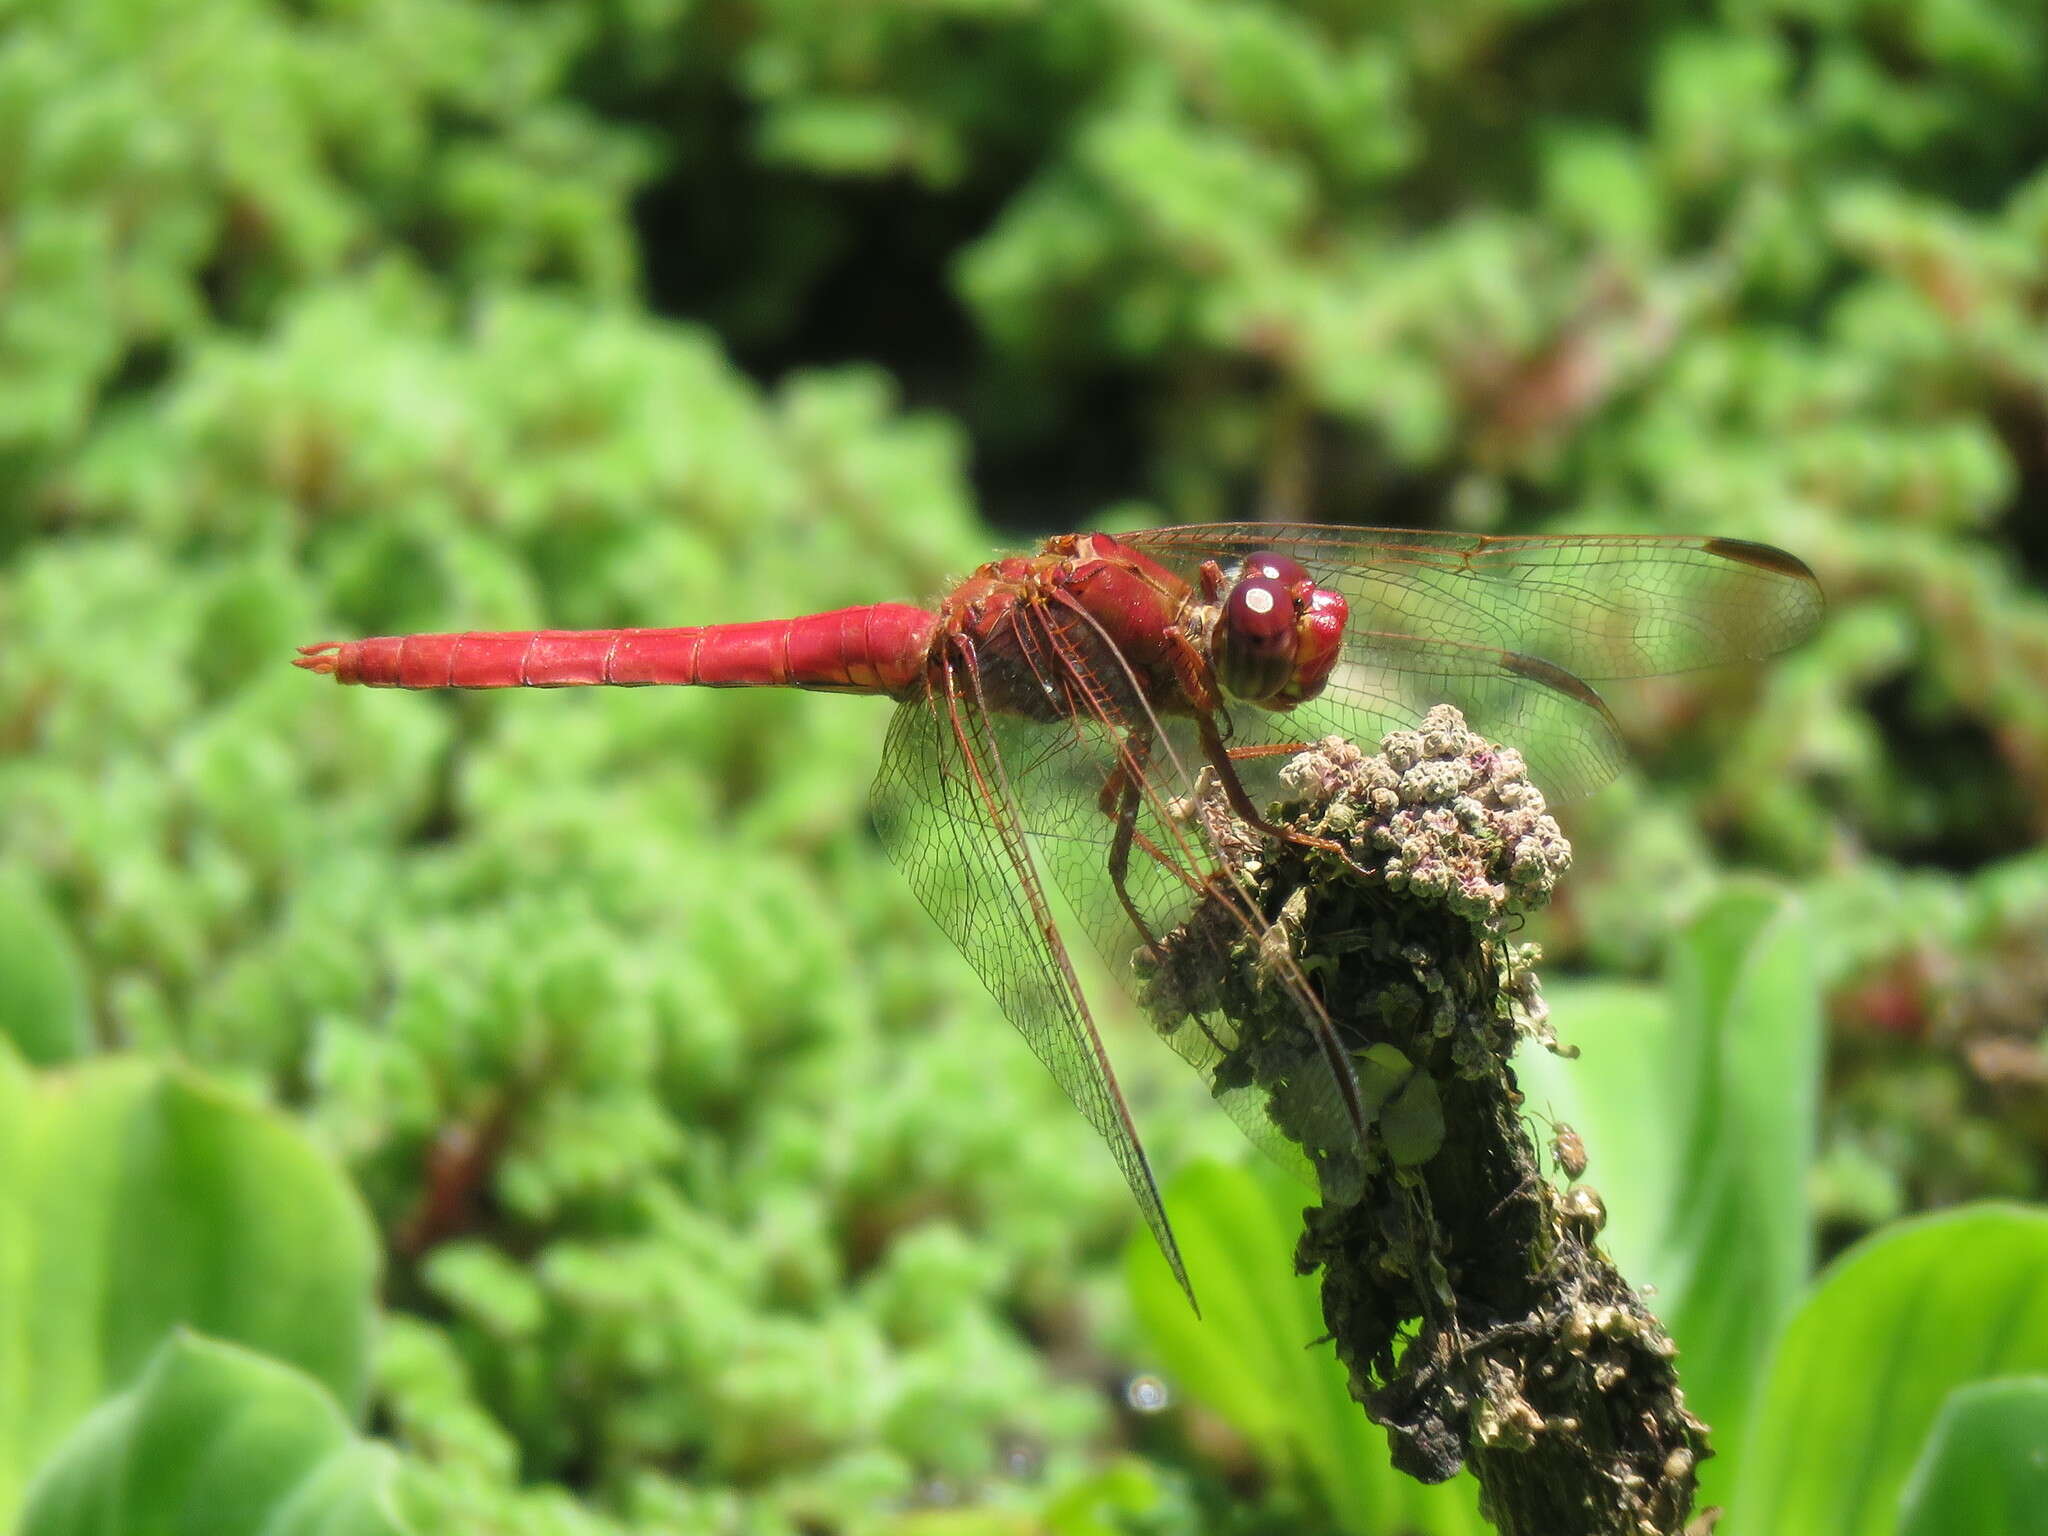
[1128,525,1824,799]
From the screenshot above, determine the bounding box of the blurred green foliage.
[4,0,2048,1531]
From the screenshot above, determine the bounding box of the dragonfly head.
[1211,552,1348,709]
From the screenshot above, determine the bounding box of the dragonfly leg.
[1102,733,1238,1060]
[1163,627,1373,870]
[1195,711,1378,880]
[1223,741,1310,762]
[1104,746,1170,971]
[1103,730,1207,960]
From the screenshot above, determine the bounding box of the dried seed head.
[1562,1183,1608,1236]
[1279,706,1573,920]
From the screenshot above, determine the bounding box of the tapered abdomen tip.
[294,642,343,677]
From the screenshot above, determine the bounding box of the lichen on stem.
[1144,706,1708,1536]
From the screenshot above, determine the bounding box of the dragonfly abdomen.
[294,604,937,694]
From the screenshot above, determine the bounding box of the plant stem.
[1155,709,1709,1535]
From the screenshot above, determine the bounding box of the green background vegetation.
[3,0,2046,1532]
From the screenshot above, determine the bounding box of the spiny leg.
[1221,741,1309,763]
[1103,735,1319,955]
[1101,728,1175,966]
[1159,620,1364,870]
[1195,711,1376,878]
[1100,732,1236,1059]
[1106,768,1167,969]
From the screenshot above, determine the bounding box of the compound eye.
[1246,551,1311,591]
[1227,576,1295,643]
[1217,576,1297,702]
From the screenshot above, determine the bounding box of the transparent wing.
[1126,525,1823,799]
[1127,525,1825,679]
[977,594,1368,1184]
[870,645,1195,1303]
[1291,627,1628,800]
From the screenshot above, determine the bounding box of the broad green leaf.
[1519,882,1820,1495]
[1382,1072,1444,1168]
[19,1331,407,1536]
[0,865,92,1065]
[1895,1377,2048,1536]
[0,1046,380,1519]
[1357,1043,1415,1116]
[1652,883,1821,1474]
[1731,1204,2048,1536]
[1513,978,1674,1284]
[1127,1159,1486,1536]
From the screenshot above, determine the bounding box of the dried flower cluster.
[1277,707,1572,922]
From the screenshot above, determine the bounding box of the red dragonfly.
[298,525,1821,1302]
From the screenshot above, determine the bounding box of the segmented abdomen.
[295,604,936,696]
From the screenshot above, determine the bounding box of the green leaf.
[1896,1377,2048,1536]
[0,864,92,1065]
[1519,881,1821,1490]
[0,1047,380,1520]
[1653,883,1822,1463]
[1513,978,1674,1283]
[1356,1042,1414,1116]
[18,1331,407,1536]
[1127,1160,1486,1536]
[1730,1204,2048,1536]
[1382,1071,1444,1168]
